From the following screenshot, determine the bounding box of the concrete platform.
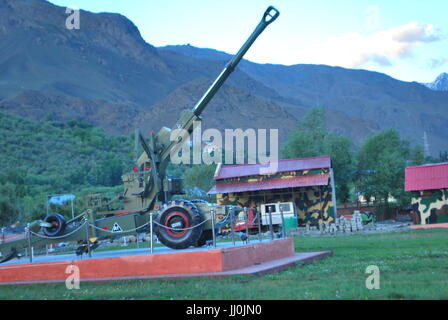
[0,238,332,285]
[1,239,268,266]
[410,223,448,230]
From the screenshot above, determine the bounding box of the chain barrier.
[244,215,259,225]
[152,217,211,231]
[0,209,272,263]
[13,210,265,244]
[14,211,240,255]
[88,219,154,234]
[26,214,217,239]
[89,215,212,234]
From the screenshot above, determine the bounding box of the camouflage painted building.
[208,156,337,226]
[405,163,448,225]
[405,163,448,224]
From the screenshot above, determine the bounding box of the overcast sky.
[49,0,447,83]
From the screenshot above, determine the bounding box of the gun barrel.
[192,6,280,117]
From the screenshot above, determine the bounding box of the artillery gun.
[0,6,280,263]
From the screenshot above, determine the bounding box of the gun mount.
[125,6,280,213]
[0,7,280,262]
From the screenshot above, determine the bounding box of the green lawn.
[1,229,447,300]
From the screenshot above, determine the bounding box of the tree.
[183,164,217,194]
[426,150,448,164]
[282,108,355,202]
[355,129,410,206]
[411,145,425,166]
[0,184,20,225]
[323,135,356,203]
[92,157,124,187]
[282,109,328,159]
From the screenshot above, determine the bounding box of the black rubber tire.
[155,200,203,250]
[195,229,213,247]
[42,213,66,237]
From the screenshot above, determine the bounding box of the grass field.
[1,228,447,300]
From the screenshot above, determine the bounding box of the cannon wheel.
[156,200,203,250]
[42,213,66,237]
[190,199,213,247]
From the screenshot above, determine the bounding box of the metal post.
[268,206,274,241]
[26,224,32,263]
[134,128,140,162]
[150,213,154,254]
[71,198,75,220]
[1,227,4,244]
[330,168,338,219]
[85,220,92,258]
[136,232,140,249]
[230,208,235,246]
[257,208,262,242]
[211,209,216,248]
[244,207,250,244]
[280,206,286,238]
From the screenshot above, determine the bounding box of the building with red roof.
[405,163,448,225]
[208,156,337,226]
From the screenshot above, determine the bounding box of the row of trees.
[282,109,426,207]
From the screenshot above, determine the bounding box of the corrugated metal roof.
[405,163,448,191]
[214,156,331,180]
[208,174,329,195]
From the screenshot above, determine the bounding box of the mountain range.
[1,0,447,155]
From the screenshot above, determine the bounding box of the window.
[265,204,276,213]
[280,203,291,213]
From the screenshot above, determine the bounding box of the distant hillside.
[0,0,293,139]
[0,90,141,135]
[0,0,279,106]
[0,0,173,106]
[135,78,298,143]
[0,111,133,192]
[0,0,448,155]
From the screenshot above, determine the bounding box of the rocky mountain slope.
[161,45,448,153]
